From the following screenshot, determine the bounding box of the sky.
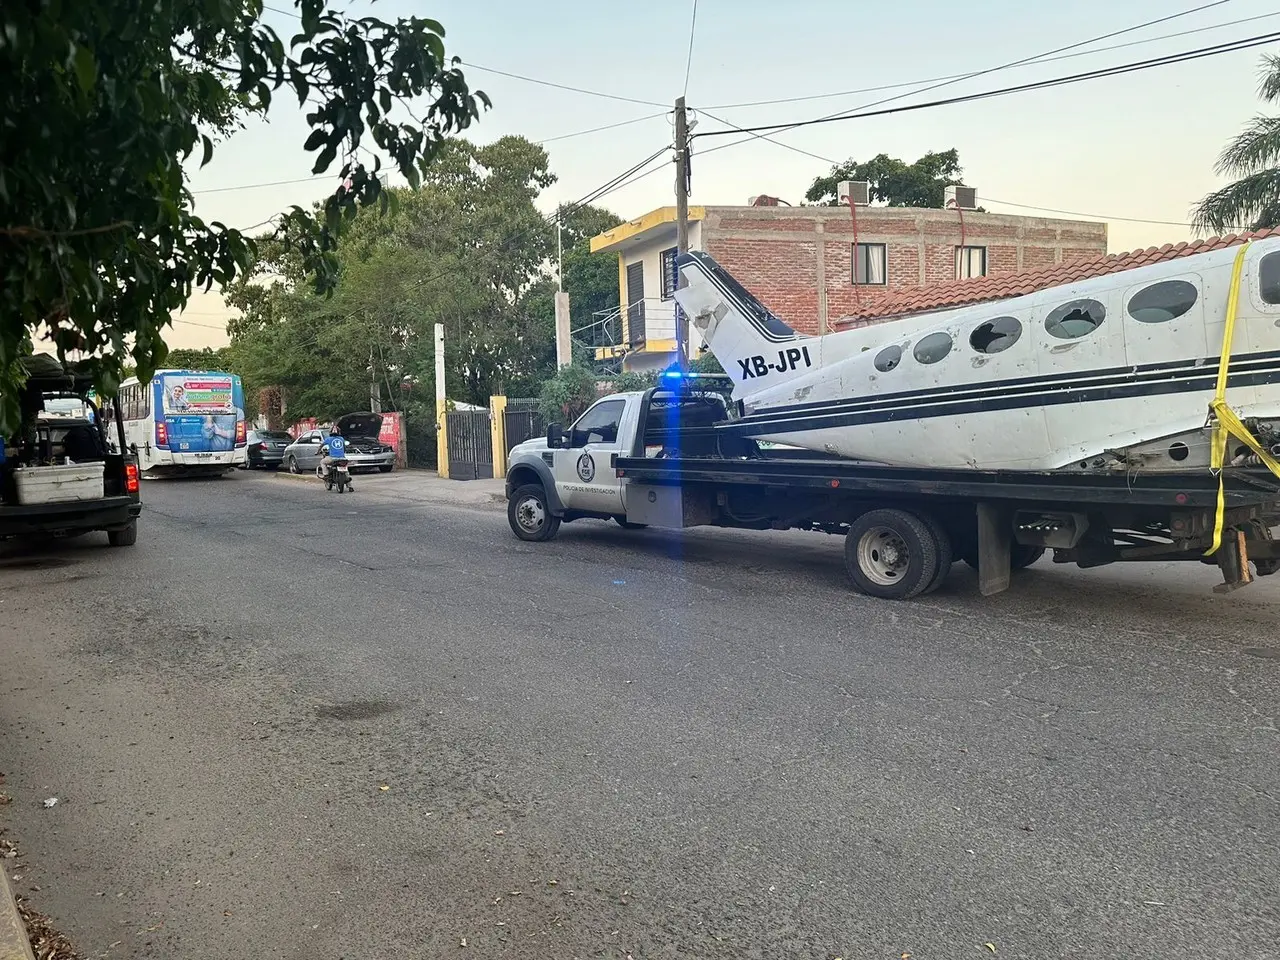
[171,0,1280,348]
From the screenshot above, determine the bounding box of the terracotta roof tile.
[833,227,1280,326]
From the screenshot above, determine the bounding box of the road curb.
[0,864,35,960]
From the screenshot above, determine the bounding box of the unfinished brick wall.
[699,206,1108,333]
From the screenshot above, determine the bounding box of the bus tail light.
[155,420,168,448]
[125,463,140,493]
[235,420,247,446]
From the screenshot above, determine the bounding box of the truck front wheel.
[508,484,561,542]
[844,509,940,600]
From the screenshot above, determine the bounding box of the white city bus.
[115,369,247,476]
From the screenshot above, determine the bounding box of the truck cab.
[504,380,740,541]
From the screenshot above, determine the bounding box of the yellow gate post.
[491,395,508,478]
[435,322,449,479]
[436,398,449,479]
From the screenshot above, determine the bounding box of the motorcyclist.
[317,424,351,488]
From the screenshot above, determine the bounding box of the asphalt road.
[2,472,1279,960]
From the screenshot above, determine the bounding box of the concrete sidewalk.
[273,467,506,508]
[0,865,35,960]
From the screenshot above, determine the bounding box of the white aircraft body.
[672,238,1280,472]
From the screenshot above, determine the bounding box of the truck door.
[554,398,627,515]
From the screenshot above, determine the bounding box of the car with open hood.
[281,413,395,475]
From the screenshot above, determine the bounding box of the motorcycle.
[323,457,352,494]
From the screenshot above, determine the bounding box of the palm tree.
[1193,54,1280,234]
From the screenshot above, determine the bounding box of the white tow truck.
[503,377,1280,600]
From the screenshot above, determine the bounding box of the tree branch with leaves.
[1193,54,1280,235]
[0,0,488,435]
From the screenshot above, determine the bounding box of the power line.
[193,175,329,195]
[682,0,699,99]
[536,111,669,145]
[697,10,1280,110]
[799,0,1240,129]
[692,30,1280,142]
[695,108,1216,230]
[460,61,669,109]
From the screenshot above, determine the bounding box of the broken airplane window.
[969,316,1023,354]
[913,332,953,365]
[1260,251,1280,305]
[874,344,903,372]
[1127,279,1198,323]
[1045,299,1106,339]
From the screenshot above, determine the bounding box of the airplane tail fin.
[673,252,815,396]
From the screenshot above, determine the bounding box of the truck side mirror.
[546,423,565,448]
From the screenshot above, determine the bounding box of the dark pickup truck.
[1,356,141,545]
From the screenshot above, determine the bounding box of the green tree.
[556,203,624,339]
[1,0,488,435]
[538,363,600,423]
[225,136,560,418]
[1193,55,1280,234]
[162,347,231,372]
[805,149,968,208]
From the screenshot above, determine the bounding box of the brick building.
[588,201,1109,371]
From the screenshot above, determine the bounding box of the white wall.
[619,220,706,351]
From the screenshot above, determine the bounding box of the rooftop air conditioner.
[837,180,870,206]
[946,185,977,210]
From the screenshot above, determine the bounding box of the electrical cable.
[536,111,670,144]
[697,9,1279,110]
[693,30,1280,142]
[459,61,669,108]
[796,0,1241,129]
[695,108,1227,229]
[682,0,699,99]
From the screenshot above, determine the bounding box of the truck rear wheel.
[916,512,955,595]
[844,509,940,600]
[107,520,138,547]
[509,484,560,542]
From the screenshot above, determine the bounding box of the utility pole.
[674,96,690,370]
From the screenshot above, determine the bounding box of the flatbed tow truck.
[505,377,1280,600]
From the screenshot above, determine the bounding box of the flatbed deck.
[614,455,1280,510]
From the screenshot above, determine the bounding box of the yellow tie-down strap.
[1205,241,1280,555]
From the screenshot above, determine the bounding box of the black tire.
[844,508,940,600]
[378,465,393,473]
[508,483,561,542]
[107,520,138,547]
[614,517,647,530]
[915,512,955,596]
[287,456,300,474]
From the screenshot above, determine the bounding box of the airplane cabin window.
[913,332,953,365]
[970,316,1022,354]
[1127,279,1198,323]
[874,345,903,372]
[1045,298,1106,340]
[1260,251,1280,304]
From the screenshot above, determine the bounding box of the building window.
[1045,298,1106,340]
[1259,251,1280,305]
[970,316,1023,354]
[660,247,678,300]
[852,243,887,285]
[913,332,953,365]
[1127,280,1198,324]
[956,245,987,279]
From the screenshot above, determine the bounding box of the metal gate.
[503,398,545,454]
[446,409,493,481]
